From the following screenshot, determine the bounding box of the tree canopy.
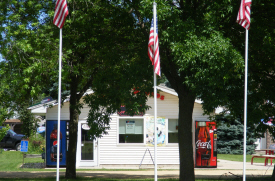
[0,0,153,178]
[1,0,275,180]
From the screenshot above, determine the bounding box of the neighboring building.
[254,119,275,150]
[28,97,56,127]
[33,85,216,168]
[265,130,275,149]
[255,130,275,150]
[3,119,23,134]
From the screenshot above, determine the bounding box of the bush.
[26,133,45,154]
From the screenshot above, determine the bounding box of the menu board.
[126,121,135,134]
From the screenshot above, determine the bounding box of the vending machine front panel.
[195,121,217,168]
[46,120,67,167]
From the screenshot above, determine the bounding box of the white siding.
[98,116,179,165]
[145,92,209,121]
[46,100,90,120]
[46,102,70,120]
[98,92,209,165]
[193,103,209,121]
[46,90,211,166]
[145,92,179,118]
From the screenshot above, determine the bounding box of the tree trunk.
[65,77,80,179]
[178,91,196,181]
[65,107,78,178]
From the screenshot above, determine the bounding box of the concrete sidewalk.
[194,159,273,179]
[0,159,274,179]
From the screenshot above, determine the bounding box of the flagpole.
[153,2,158,181]
[154,70,158,181]
[53,1,68,180]
[243,29,249,181]
[56,28,62,181]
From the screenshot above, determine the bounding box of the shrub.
[26,133,45,154]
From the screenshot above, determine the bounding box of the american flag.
[53,0,69,29]
[148,16,161,76]
[236,0,251,30]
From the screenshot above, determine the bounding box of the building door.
[76,121,98,167]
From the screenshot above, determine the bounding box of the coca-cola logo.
[196,140,211,149]
[209,130,213,133]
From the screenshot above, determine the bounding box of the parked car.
[0,126,25,151]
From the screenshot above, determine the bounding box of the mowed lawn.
[0,151,269,171]
[218,154,271,164]
[0,150,44,171]
[0,150,273,181]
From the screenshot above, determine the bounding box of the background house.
[3,119,23,134]
[255,130,275,150]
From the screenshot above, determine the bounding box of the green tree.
[154,1,243,180]
[155,1,275,179]
[214,1,275,178]
[4,1,274,180]
[0,52,43,137]
[0,0,152,178]
[19,105,39,137]
[217,119,256,155]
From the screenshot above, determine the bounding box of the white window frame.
[167,118,179,144]
[117,117,145,145]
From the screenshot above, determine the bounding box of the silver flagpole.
[56,28,62,181]
[243,29,249,181]
[153,2,158,181]
[154,66,158,181]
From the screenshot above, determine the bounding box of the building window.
[119,119,143,143]
[168,119,178,143]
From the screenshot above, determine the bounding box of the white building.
[33,85,213,168]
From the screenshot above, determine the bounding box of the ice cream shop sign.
[118,106,144,116]
[133,88,165,101]
[118,93,165,116]
[149,93,165,100]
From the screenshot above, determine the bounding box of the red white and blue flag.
[237,0,251,30]
[148,15,161,76]
[53,0,69,29]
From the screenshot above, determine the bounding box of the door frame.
[76,120,98,167]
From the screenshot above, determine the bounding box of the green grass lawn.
[0,151,271,170]
[0,150,44,171]
[218,154,270,164]
[0,151,268,171]
[0,150,273,181]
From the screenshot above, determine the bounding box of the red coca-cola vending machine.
[195,121,217,168]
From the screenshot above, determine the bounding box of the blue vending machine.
[46,120,67,167]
